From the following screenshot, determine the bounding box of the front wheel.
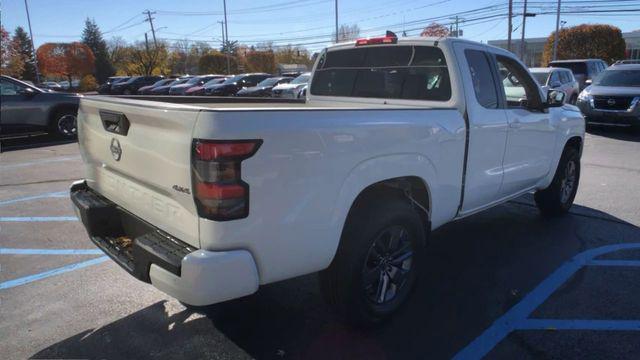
[319,193,426,326]
[50,110,78,139]
[534,146,580,216]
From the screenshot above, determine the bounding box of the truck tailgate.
[77,97,201,248]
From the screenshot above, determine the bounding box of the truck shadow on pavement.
[0,133,76,152]
[31,200,640,360]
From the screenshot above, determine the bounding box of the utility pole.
[335,0,339,43]
[223,0,231,75]
[520,0,536,65]
[143,10,158,48]
[144,32,150,54]
[507,0,513,52]
[552,0,562,61]
[23,0,40,83]
[450,16,463,38]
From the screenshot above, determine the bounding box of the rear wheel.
[50,109,77,138]
[319,192,426,326]
[534,146,580,216]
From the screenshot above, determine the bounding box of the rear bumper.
[70,180,259,305]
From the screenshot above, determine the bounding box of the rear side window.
[311,45,451,101]
[464,49,499,109]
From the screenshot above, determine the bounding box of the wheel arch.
[325,154,437,269]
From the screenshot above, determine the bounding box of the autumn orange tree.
[542,24,626,65]
[37,42,95,83]
[244,50,276,73]
[420,22,449,37]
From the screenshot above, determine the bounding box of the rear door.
[78,97,201,247]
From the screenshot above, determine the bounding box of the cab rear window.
[311,45,451,101]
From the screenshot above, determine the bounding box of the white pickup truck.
[70,36,584,325]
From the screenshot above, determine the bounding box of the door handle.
[509,119,522,128]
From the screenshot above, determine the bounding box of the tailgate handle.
[100,110,130,136]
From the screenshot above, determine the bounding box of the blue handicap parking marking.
[0,216,78,222]
[0,191,67,207]
[0,190,104,290]
[453,243,640,360]
[0,256,108,290]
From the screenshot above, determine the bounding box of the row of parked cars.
[98,72,311,98]
[526,59,639,130]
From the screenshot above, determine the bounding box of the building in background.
[488,31,640,66]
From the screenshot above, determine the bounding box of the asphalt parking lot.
[1,128,639,360]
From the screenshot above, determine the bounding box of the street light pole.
[23,0,40,83]
[552,0,562,61]
[507,0,513,52]
[520,0,528,62]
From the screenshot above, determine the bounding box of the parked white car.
[71,36,584,325]
[271,72,310,98]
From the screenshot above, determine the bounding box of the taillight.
[191,139,262,221]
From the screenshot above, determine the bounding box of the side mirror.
[585,79,592,86]
[550,81,562,88]
[546,89,566,107]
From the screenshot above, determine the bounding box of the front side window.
[464,49,499,109]
[311,45,451,101]
[496,56,543,109]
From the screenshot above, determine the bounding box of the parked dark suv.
[1,75,81,138]
[549,59,608,91]
[205,73,271,96]
[110,76,163,95]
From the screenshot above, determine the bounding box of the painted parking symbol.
[0,191,105,290]
[453,243,640,360]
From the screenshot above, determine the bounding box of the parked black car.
[98,76,128,94]
[236,76,293,97]
[1,75,81,138]
[150,77,192,95]
[110,76,163,95]
[205,73,271,96]
[137,78,176,95]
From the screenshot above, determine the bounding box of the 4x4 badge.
[110,138,122,161]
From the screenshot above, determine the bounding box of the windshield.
[222,75,244,85]
[593,69,640,87]
[204,78,226,86]
[124,77,140,84]
[257,78,282,87]
[151,79,172,87]
[530,72,550,85]
[551,62,587,75]
[291,74,310,84]
[185,77,203,85]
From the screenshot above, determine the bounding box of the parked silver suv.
[576,64,640,130]
[530,67,580,104]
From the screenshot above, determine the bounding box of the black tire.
[50,109,78,139]
[534,146,580,216]
[319,192,426,326]
[123,88,132,95]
